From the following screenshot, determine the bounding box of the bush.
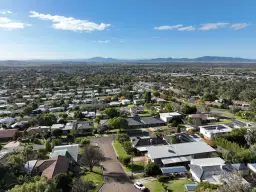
[51,139,62,148]
[122,141,133,153]
[144,162,161,176]
[80,138,90,145]
[116,133,129,143]
[157,175,169,182]
[119,155,132,165]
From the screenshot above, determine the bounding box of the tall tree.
[144,92,152,103]
[80,146,104,172]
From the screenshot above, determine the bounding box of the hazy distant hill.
[81,56,255,63]
[0,56,255,64]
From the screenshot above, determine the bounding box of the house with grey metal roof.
[188,157,247,185]
[147,141,216,166]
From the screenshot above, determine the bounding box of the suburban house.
[160,112,182,123]
[133,99,145,105]
[51,144,79,162]
[189,157,248,185]
[109,101,120,107]
[120,99,131,105]
[0,129,19,141]
[165,133,202,144]
[62,122,76,134]
[139,116,166,127]
[100,116,166,130]
[26,126,51,135]
[130,106,144,115]
[232,119,252,128]
[0,117,15,126]
[199,124,232,139]
[126,116,144,129]
[24,156,70,179]
[11,121,29,130]
[147,141,216,166]
[76,121,94,135]
[130,136,168,153]
[51,124,65,130]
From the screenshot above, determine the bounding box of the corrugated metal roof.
[160,166,187,174]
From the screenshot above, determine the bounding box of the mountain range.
[0,56,255,63]
[82,56,256,63]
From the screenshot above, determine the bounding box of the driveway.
[92,136,140,192]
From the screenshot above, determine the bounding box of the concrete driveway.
[92,136,140,192]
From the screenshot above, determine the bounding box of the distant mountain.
[82,56,255,63]
[85,57,120,62]
[0,56,255,64]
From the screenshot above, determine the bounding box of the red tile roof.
[42,156,69,179]
[0,129,18,139]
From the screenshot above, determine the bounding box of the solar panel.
[160,166,187,174]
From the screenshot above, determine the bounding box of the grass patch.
[145,181,165,192]
[0,141,9,146]
[164,178,194,192]
[113,140,128,157]
[123,161,144,172]
[81,167,103,192]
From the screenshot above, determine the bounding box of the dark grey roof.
[126,117,144,126]
[140,116,165,125]
[131,136,167,147]
[77,121,93,129]
[231,163,248,171]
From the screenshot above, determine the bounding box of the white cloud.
[0,17,26,30]
[1,10,12,14]
[198,22,229,31]
[231,23,249,30]
[178,26,195,31]
[29,11,111,32]
[95,40,110,43]
[154,24,183,30]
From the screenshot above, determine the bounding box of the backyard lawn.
[164,178,194,192]
[113,140,128,157]
[145,181,165,192]
[81,167,103,192]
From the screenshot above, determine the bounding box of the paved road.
[92,136,140,192]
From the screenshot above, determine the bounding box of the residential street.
[92,136,140,192]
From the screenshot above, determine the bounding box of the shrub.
[144,162,161,176]
[80,138,90,145]
[119,155,132,165]
[157,175,169,182]
[51,139,62,148]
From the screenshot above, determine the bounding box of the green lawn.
[112,140,128,157]
[123,161,144,173]
[165,178,194,192]
[145,181,165,192]
[81,167,103,192]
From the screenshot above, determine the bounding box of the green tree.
[9,177,57,192]
[195,182,219,192]
[153,91,160,97]
[144,162,161,176]
[144,92,152,103]
[45,140,52,152]
[80,146,104,172]
[38,113,57,126]
[249,99,256,112]
[165,103,173,112]
[23,106,33,115]
[104,108,120,118]
[53,173,72,192]
[52,129,62,138]
[108,117,128,130]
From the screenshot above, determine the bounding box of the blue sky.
[0,0,255,59]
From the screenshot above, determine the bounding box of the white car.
[134,182,146,191]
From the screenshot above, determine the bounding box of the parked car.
[134,182,146,191]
